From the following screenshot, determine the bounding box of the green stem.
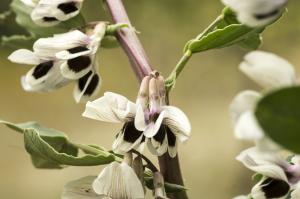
[165,50,192,92]
[195,15,223,40]
[165,15,223,92]
[71,142,122,162]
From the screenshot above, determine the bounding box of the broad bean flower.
[8,22,107,102]
[83,74,191,157]
[230,51,297,150]
[222,0,288,27]
[21,0,83,26]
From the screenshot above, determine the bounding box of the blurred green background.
[1,0,300,198]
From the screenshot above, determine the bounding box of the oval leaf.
[255,87,300,153]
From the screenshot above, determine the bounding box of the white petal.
[240,51,296,89]
[236,147,288,182]
[255,137,281,152]
[105,92,137,121]
[31,0,83,26]
[8,49,41,65]
[143,112,166,138]
[222,0,287,27]
[33,30,90,57]
[62,176,104,199]
[229,90,261,124]
[93,162,144,199]
[162,106,191,141]
[234,111,264,141]
[82,92,135,122]
[56,49,91,60]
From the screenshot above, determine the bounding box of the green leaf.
[187,24,256,53]
[144,177,187,193]
[24,129,115,167]
[0,120,116,168]
[10,0,85,37]
[255,87,300,153]
[1,34,35,48]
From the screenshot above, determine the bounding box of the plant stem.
[165,15,223,92]
[105,0,153,81]
[105,1,188,198]
[165,50,192,92]
[71,142,122,162]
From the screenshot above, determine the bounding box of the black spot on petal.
[78,71,92,91]
[67,56,91,73]
[166,127,176,147]
[154,126,166,144]
[123,122,144,143]
[32,61,53,79]
[83,74,99,96]
[255,9,280,20]
[68,46,89,54]
[262,178,290,198]
[57,2,78,14]
[43,17,58,22]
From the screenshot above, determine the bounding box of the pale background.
[1,0,300,198]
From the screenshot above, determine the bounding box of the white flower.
[62,162,145,199]
[222,0,288,27]
[21,0,84,26]
[8,22,106,103]
[236,147,300,199]
[230,51,297,150]
[83,75,191,158]
[240,51,296,89]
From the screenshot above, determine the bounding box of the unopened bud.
[133,156,146,193]
[136,76,151,106]
[156,75,166,106]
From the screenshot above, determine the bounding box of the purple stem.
[105,0,152,81]
[105,1,188,198]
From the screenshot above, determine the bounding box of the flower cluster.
[222,0,288,27]
[83,72,191,158]
[8,22,107,103]
[230,51,300,198]
[21,0,83,26]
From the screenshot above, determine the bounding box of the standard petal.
[229,90,261,124]
[62,176,104,199]
[234,110,264,141]
[162,106,191,141]
[236,147,288,182]
[82,92,135,122]
[8,49,41,65]
[240,51,296,89]
[92,162,144,199]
